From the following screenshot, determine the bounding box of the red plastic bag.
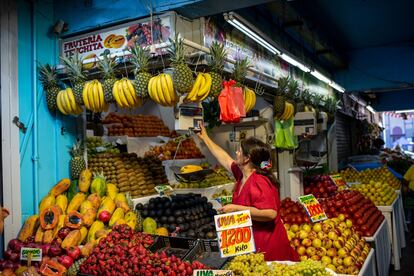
[218,80,246,123]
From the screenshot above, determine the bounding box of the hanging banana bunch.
[56,88,83,115]
[147,73,178,106]
[243,87,256,114]
[82,80,109,112]
[185,72,212,102]
[112,78,142,108]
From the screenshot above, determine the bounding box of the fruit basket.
[170,166,214,182]
[149,236,198,260]
[184,239,229,269]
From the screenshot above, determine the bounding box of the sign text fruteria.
[214,210,255,258]
[298,194,328,223]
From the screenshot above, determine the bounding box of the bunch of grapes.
[271,260,331,276]
[226,253,271,275]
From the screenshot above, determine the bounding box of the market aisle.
[390,236,414,276]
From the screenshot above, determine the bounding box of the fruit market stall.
[363,220,391,276]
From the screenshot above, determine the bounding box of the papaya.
[56,194,68,214]
[42,230,54,244]
[61,230,81,250]
[82,208,97,227]
[91,173,107,197]
[39,259,67,276]
[80,201,93,215]
[66,193,86,213]
[95,229,111,239]
[65,211,83,229]
[106,183,118,200]
[98,197,115,217]
[87,221,104,242]
[114,219,127,226]
[109,208,124,227]
[34,226,44,243]
[79,169,92,193]
[87,193,101,209]
[40,206,61,230]
[79,226,88,245]
[53,215,66,238]
[49,178,71,196]
[39,195,55,214]
[155,227,169,237]
[142,217,157,234]
[115,200,130,213]
[81,241,96,257]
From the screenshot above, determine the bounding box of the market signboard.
[60,13,174,61]
[298,194,327,223]
[214,210,255,257]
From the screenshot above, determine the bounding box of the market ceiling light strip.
[224,12,345,93]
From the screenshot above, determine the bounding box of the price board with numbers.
[298,194,327,223]
[330,174,347,187]
[214,210,255,258]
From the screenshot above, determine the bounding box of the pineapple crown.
[98,53,116,79]
[208,41,226,73]
[37,63,58,88]
[167,33,186,65]
[233,58,250,84]
[70,141,84,158]
[93,171,107,182]
[311,93,324,107]
[301,89,312,104]
[324,96,340,114]
[276,77,290,96]
[287,79,299,101]
[129,44,151,74]
[60,52,86,82]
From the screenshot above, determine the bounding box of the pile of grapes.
[271,260,333,276]
[225,253,271,275]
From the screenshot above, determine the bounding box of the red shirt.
[231,162,299,262]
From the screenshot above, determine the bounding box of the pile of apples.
[280,198,310,225]
[303,175,338,198]
[285,217,371,274]
[341,166,401,189]
[319,190,384,237]
[350,181,397,206]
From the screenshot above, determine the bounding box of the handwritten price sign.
[193,270,232,276]
[330,174,347,187]
[214,210,255,258]
[298,194,327,223]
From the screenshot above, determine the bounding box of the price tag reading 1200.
[214,210,255,258]
[298,194,328,223]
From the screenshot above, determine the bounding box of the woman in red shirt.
[197,125,299,261]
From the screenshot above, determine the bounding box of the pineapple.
[67,257,86,276]
[208,42,227,97]
[296,88,308,112]
[232,58,249,86]
[274,77,290,117]
[61,52,86,104]
[70,141,86,179]
[38,63,60,112]
[130,44,152,98]
[98,53,117,102]
[287,79,299,102]
[167,33,194,94]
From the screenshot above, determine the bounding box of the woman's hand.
[196,123,209,142]
[219,204,243,213]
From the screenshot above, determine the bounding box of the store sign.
[193,270,232,276]
[330,174,347,187]
[214,210,255,257]
[60,13,174,61]
[20,247,42,262]
[298,194,327,223]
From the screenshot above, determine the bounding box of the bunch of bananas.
[185,73,212,102]
[83,80,109,112]
[112,78,142,108]
[57,88,83,115]
[180,165,204,174]
[276,102,295,120]
[148,74,177,106]
[243,87,256,114]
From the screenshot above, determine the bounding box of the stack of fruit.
[341,166,401,189]
[319,190,384,236]
[225,253,271,274]
[79,224,206,275]
[145,138,204,160]
[286,217,371,274]
[280,198,311,225]
[88,153,168,198]
[271,259,333,275]
[350,181,398,206]
[176,167,233,189]
[86,137,120,154]
[103,113,170,137]
[304,175,338,198]
[135,194,217,239]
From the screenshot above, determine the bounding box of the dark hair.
[240,137,279,189]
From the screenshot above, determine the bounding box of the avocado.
[178,223,187,231]
[135,203,144,211]
[142,210,149,217]
[187,229,196,238]
[163,201,171,209]
[148,203,155,210]
[160,216,168,223]
[156,210,163,217]
[168,216,175,223]
[156,203,163,210]
[149,210,156,217]
[190,222,196,229]
[201,197,208,203]
[165,209,172,216]
[143,203,149,210]
[149,198,156,204]
[197,232,205,239]
[176,217,185,224]
[173,210,183,217]
[207,202,213,209]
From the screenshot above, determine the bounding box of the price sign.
[193,270,232,276]
[154,185,173,196]
[20,247,42,262]
[330,174,347,187]
[214,196,233,206]
[214,210,255,258]
[298,194,327,223]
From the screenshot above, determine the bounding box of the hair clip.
[260,160,272,170]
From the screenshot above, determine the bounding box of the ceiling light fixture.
[224,12,345,93]
[366,105,375,113]
[396,109,414,113]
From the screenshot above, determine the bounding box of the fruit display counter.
[341,166,401,190]
[363,220,391,276]
[349,182,397,206]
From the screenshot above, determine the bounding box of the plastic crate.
[184,239,230,269]
[148,236,198,259]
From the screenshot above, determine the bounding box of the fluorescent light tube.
[311,70,331,84]
[279,53,311,72]
[366,105,375,113]
[330,81,345,93]
[226,18,281,55]
[396,109,414,113]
